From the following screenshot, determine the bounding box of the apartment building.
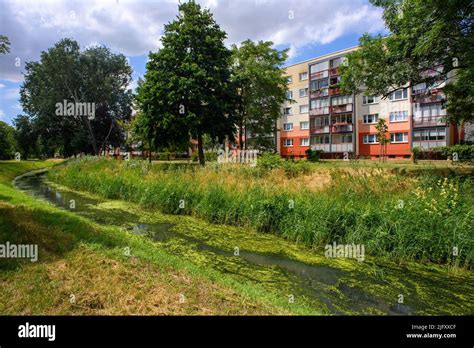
[278,47,465,159]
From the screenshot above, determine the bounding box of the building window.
[283,107,292,115]
[299,72,308,81]
[331,95,352,106]
[283,123,293,131]
[389,88,408,101]
[299,88,308,97]
[287,76,293,83]
[300,105,309,114]
[301,138,309,146]
[363,114,379,124]
[362,95,379,105]
[311,134,330,144]
[285,90,293,99]
[310,61,329,74]
[413,129,446,141]
[389,111,408,122]
[283,139,293,147]
[390,132,408,143]
[363,134,378,144]
[300,121,309,130]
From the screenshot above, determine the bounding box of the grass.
[1,159,473,315]
[0,160,299,315]
[49,157,474,268]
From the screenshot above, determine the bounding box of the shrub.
[437,144,474,162]
[257,152,283,171]
[411,146,421,164]
[305,148,323,162]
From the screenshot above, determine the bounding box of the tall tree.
[340,0,474,124]
[0,121,17,160]
[20,39,133,157]
[231,40,289,151]
[13,115,36,159]
[136,0,236,165]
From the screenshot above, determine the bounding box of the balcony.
[412,92,445,104]
[310,125,330,134]
[331,143,353,153]
[413,140,446,150]
[329,67,339,76]
[311,144,330,152]
[330,104,353,114]
[309,88,329,99]
[309,107,329,116]
[331,123,353,133]
[310,70,328,80]
[413,116,446,128]
[329,86,341,96]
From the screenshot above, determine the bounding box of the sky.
[0,0,387,125]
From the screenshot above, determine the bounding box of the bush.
[204,150,219,162]
[411,146,421,164]
[257,152,283,171]
[437,144,474,162]
[305,148,323,162]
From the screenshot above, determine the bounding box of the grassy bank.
[0,160,295,314]
[49,157,473,267]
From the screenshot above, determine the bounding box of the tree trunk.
[85,118,98,155]
[197,130,205,166]
[148,137,152,163]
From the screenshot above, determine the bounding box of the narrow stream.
[14,170,416,315]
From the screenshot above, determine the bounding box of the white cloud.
[0,109,5,121]
[0,83,5,88]
[3,88,20,100]
[0,0,384,82]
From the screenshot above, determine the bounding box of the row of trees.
[133,1,288,165]
[3,1,289,164]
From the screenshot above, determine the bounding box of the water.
[14,170,414,315]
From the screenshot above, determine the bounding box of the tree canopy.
[20,38,134,157]
[340,0,474,124]
[231,40,288,151]
[135,0,236,165]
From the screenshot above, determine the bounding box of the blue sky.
[0,0,386,125]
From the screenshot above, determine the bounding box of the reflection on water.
[14,170,414,315]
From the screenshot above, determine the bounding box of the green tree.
[0,35,10,54]
[375,118,390,162]
[20,38,133,157]
[231,40,289,151]
[0,121,17,159]
[136,0,236,165]
[13,115,36,159]
[340,0,474,124]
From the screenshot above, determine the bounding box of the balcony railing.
[329,67,339,76]
[330,104,353,114]
[309,88,329,98]
[310,125,330,134]
[412,92,445,104]
[309,107,329,116]
[413,116,447,128]
[311,144,330,152]
[331,143,353,153]
[413,140,446,150]
[329,86,341,96]
[331,123,353,133]
[310,70,328,80]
